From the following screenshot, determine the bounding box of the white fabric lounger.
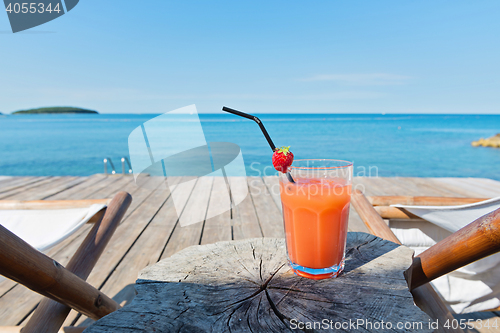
[0,204,106,284]
[0,204,106,252]
[390,197,500,313]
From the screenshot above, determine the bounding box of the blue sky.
[1,1,499,114]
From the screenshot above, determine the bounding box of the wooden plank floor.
[0,175,499,331]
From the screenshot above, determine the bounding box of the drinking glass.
[279,159,353,279]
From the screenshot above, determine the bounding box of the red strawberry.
[272,146,294,173]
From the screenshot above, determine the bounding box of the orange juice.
[279,160,352,279]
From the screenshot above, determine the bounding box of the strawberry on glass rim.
[272,146,294,173]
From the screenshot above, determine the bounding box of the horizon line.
[3,112,500,116]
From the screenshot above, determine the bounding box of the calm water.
[0,114,499,180]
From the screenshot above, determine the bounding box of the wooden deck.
[0,175,499,331]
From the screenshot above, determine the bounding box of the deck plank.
[354,177,388,196]
[384,178,441,196]
[160,177,212,260]
[0,176,138,325]
[0,177,48,195]
[63,178,177,326]
[32,176,135,263]
[0,177,60,199]
[46,174,108,200]
[473,178,500,190]
[0,176,149,326]
[2,177,88,200]
[342,178,368,233]
[347,205,368,232]
[450,178,500,197]
[200,177,232,245]
[426,178,491,197]
[0,176,13,183]
[57,175,125,200]
[38,176,135,258]
[0,177,34,190]
[349,178,380,232]
[1,175,499,330]
[247,177,284,238]
[54,177,168,327]
[41,176,146,262]
[262,176,282,212]
[0,176,116,300]
[231,177,263,240]
[70,178,184,326]
[407,177,469,196]
[431,178,498,198]
[0,177,110,303]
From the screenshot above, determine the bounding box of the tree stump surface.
[84,233,432,332]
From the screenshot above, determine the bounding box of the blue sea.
[1,113,499,180]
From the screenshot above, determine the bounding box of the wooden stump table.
[84,233,432,332]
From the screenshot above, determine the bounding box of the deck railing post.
[103,157,116,175]
[121,157,133,175]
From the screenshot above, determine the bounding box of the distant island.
[472,133,500,148]
[12,107,98,114]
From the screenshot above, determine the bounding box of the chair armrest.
[351,190,401,244]
[22,191,132,333]
[367,196,488,206]
[0,199,110,210]
[0,224,119,320]
[405,207,500,290]
[351,189,464,333]
[373,206,421,219]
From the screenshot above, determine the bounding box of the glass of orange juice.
[279,159,352,280]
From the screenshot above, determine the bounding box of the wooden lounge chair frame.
[0,192,132,333]
[351,190,500,333]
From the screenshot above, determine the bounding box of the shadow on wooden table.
[76,284,137,328]
[81,235,432,333]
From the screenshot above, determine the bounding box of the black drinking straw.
[222,106,295,183]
